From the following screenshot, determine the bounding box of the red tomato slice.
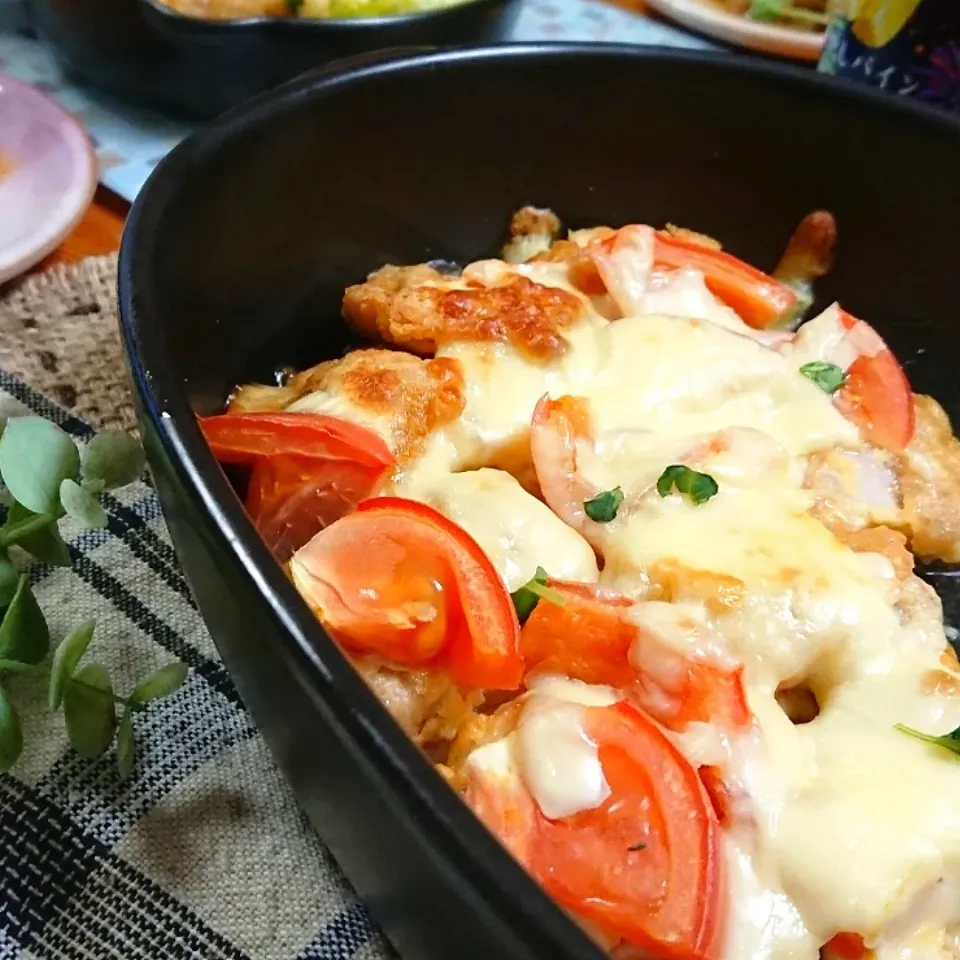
[199,412,396,559]
[290,497,523,690]
[699,766,735,827]
[823,933,868,960]
[246,455,386,562]
[835,309,915,451]
[653,231,798,330]
[520,581,636,688]
[466,700,726,959]
[198,412,394,470]
[521,582,750,733]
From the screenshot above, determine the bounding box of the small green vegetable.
[895,723,960,758]
[81,431,146,491]
[64,663,118,759]
[584,487,625,524]
[799,361,847,394]
[116,708,135,779]
[511,566,566,625]
[0,416,80,516]
[130,662,190,705]
[0,575,50,666]
[60,478,109,529]
[0,416,187,776]
[0,685,23,771]
[49,620,96,711]
[2,502,71,566]
[0,555,18,609]
[748,0,829,25]
[656,465,719,506]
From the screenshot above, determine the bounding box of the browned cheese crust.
[342,264,586,361]
[228,348,465,469]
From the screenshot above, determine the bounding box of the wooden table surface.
[37,184,128,272]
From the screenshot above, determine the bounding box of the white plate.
[645,0,825,61]
[0,75,98,285]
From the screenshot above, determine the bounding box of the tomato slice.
[521,582,751,732]
[699,766,735,826]
[466,700,726,959]
[835,309,914,451]
[198,412,395,470]
[246,454,385,562]
[653,231,798,330]
[290,497,523,690]
[520,581,636,687]
[823,933,868,960]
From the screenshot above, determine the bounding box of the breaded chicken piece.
[353,657,484,747]
[228,348,465,469]
[342,264,585,361]
[501,205,562,264]
[442,697,524,792]
[896,394,960,563]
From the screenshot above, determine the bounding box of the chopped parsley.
[799,361,847,394]
[895,723,960,758]
[656,465,719,506]
[511,566,566,624]
[584,486,624,523]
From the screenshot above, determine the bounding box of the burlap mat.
[0,257,387,960]
[0,255,136,433]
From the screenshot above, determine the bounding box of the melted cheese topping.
[470,677,622,821]
[406,467,599,592]
[286,254,960,960]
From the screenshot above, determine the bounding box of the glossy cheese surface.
[286,253,960,960]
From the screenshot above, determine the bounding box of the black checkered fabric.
[0,372,393,960]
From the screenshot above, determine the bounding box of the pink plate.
[0,75,98,284]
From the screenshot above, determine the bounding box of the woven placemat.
[0,257,135,434]
[0,258,390,960]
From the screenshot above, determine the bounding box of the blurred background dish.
[24,0,522,121]
[0,74,97,284]
[156,0,474,20]
[645,0,826,59]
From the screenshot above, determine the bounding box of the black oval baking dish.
[117,43,960,960]
[25,0,519,121]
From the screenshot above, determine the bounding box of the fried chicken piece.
[228,348,465,468]
[353,657,484,747]
[839,525,915,580]
[501,205,562,264]
[444,697,525,792]
[896,395,960,563]
[342,265,585,362]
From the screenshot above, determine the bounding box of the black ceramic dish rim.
[140,0,511,35]
[117,41,960,958]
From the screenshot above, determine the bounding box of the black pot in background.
[25,0,520,121]
[118,43,960,960]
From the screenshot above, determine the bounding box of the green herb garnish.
[656,465,719,506]
[895,723,960,758]
[584,487,624,524]
[0,416,185,776]
[511,566,566,624]
[748,0,829,25]
[799,361,847,394]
